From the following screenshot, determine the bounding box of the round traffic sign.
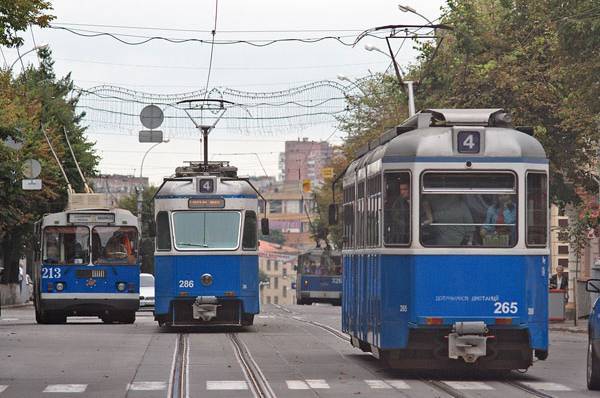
[140,104,164,130]
[23,159,42,179]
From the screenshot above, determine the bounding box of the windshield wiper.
[178,242,209,247]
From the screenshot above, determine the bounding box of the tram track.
[228,332,277,398]
[273,304,559,398]
[167,333,189,398]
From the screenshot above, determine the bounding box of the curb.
[549,326,586,334]
[0,302,32,309]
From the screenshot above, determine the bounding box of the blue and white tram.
[332,109,549,370]
[33,208,140,324]
[153,161,268,327]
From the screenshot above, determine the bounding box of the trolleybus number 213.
[41,267,61,279]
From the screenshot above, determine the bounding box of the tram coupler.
[448,321,489,363]
[192,296,219,321]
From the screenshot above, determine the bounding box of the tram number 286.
[179,280,194,288]
[493,301,518,314]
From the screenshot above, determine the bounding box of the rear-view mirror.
[261,218,270,235]
[587,279,600,293]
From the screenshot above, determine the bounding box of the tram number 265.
[493,301,518,314]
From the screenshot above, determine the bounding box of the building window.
[282,267,287,277]
[269,200,283,214]
[558,218,568,228]
[557,231,569,241]
[274,296,279,304]
[282,285,287,297]
[266,260,271,271]
[558,245,569,255]
[558,258,569,267]
[266,296,271,304]
[274,277,279,289]
[274,261,279,271]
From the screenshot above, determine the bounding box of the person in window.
[428,194,474,246]
[102,232,133,263]
[481,194,516,245]
[387,181,411,244]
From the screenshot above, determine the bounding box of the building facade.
[280,138,333,187]
[90,174,148,207]
[258,240,298,305]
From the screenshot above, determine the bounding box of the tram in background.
[153,161,269,327]
[296,248,342,306]
[331,109,549,370]
[33,208,140,324]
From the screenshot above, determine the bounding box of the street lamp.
[337,74,367,95]
[9,44,48,71]
[364,44,416,116]
[398,4,434,25]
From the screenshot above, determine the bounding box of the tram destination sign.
[68,213,115,224]
[188,198,225,209]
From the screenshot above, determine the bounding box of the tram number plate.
[198,178,215,193]
[41,267,61,279]
[493,301,518,314]
[457,131,480,153]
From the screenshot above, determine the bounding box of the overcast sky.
[3,0,445,185]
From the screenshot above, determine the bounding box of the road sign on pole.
[22,159,42,179]
[139,105,164,130]
[302,179,312,193]
[22,179,42,190]
[139,130,164,143]
[321,167,334,179]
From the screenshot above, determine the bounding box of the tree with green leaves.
[0,0,54,47]
[0,49,98,283]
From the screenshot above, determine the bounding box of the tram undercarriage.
[155,297,254,327]
[353,327,541,370]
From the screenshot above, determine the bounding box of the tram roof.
[41,208,137,226]
[155,176,257,199]
[345,109,547,177]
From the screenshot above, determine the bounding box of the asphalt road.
[0,303,594,398]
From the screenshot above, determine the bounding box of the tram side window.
[420,172,517,247]
[384,172,411,245]
[43,226,90,265]
[367,175,381,247]
[156,211,172,251]
[92,226,138,264]
[242,211,258,250]
[342,185,355,249]
[526,173,548,246]
[357,181,365,248]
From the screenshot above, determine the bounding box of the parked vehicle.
[139,273,155,307]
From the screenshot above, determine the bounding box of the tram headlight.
[116,282,127,292]
[55,282,65,292]
[201,273,213,286]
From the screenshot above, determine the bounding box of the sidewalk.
[549,320,587,334]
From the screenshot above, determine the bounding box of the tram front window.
[420,172,517,247]
[43,226,90,265]
[299,254,341,276]
[92,226,138,264]
[173,211,241,250]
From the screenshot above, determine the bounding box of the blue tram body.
[296,248,342,306]
[33,209,140,324]
[337,109,550,370]
[153,161,261,327]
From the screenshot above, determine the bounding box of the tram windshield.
[172,211,241,250]
[419,172,517,248]
[298,252,342,276]
[43,226,90,265]
[92,226,138,264]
